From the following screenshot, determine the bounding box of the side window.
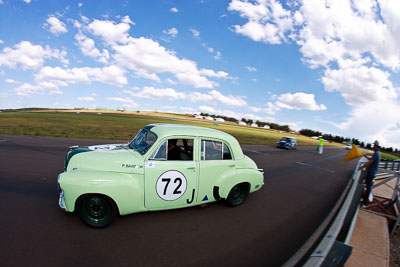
[223,143,232,160]
[201,140,232,160]
[151,139,194,161]
[150,141,167,160]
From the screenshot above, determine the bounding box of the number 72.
[161,177,182,195]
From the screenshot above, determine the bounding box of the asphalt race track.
[0,134,358,267]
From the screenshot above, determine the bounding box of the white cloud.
[249,92,326,114]
[78,2,83,7]
[0,41,68,70]
[228,0,400,147]
[45,16,68,35]
[228,0,293,44]
[33,65,126,92]
[5,78,19,84]
[87,65,127,87]
[170,7,179,13]
[74,17,229,88]
[214,51,222,61]
[35,66,91,86]
[297,0,400,71]
[199,69,229,79]
[322,66,397,106]
[78,96,94,101]
[121,15,135,25]
[0,40,4,44]
[163,27,178,38]
[190,29,200,37]
[23,0,31,3]
[187,90,247,107]
[245,66,257,72]
[123,87,247,107]
[112,36,226,88]
[75,33,110,64]
[199,105,216,113]
[249,102,281,115]
[275,92,327,111]
[180,107,194,112]
[81,15,89,24]
[106,97,138,108]
[124,86,185,100]
[14,82,62,96]
[87,19,131,44]
[327,100,400,148]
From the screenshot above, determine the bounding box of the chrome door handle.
[187,167,195,170]
[228,164,235,167]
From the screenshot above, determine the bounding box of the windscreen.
[129,128,158,155]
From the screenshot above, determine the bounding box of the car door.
[144,137,198,210]
[197,139,235,203]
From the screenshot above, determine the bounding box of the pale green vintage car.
[58,124,264,227]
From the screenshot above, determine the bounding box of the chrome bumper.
[58,191,66,210]
[57,174,66,210]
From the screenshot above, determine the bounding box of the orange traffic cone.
[343,145,364,162]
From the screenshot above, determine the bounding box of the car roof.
[146,123,228,137]
[145,123,244,158]
[282,136,296,139]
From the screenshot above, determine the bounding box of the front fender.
[216,168,264,199]
[58,170,146,215]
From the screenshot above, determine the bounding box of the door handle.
[228,164,235,167]
[187,167,195,170]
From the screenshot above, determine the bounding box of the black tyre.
[77,195,117,228]
[226,183,250,207]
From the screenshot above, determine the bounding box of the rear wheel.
[77,195,117,228]
[226,183,250,207]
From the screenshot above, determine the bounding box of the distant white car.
[345,144,352,150]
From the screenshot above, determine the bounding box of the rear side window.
[201,140,232,160]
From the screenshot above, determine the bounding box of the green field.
[0,110,398,160]
[0,110,324,145]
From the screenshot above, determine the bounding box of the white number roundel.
[156,170,187,201]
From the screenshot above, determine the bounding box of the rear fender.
[216,168,264,199]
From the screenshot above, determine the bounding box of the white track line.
[242,148,270,156]
[296,161,335,173]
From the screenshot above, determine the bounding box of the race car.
[276,136,298,150]
[57,123,264,227]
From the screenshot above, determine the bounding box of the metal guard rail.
[283,157,367,267]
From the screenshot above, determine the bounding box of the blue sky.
[1,0,400,149]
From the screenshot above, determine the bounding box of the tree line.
[199,113,291,132]
[299,129,399,154]
[198,113,398,153]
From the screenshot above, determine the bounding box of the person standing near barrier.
[317,137,324,154]
[359,140,381,205]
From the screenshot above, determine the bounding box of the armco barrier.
[283,158,367,267]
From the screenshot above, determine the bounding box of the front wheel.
[226,183,250,207]
[77,195,117,228]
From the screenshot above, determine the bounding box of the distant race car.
[345,144,352,150]
[276,136,298,150]
[57,124,264,227]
